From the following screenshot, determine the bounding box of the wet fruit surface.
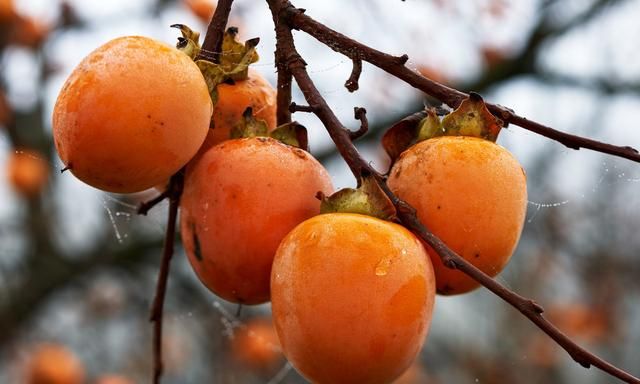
[271,213,435,384]
[180,137,333,304]
[53,36,211,193]
[388,136,527,294]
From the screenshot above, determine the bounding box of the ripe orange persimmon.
[180,137,333,304]
[183,0,216,23]
[271,213,436,384]
[12,15,49,49]
[94,375,133,384]
[388,136,527,295]
[231,318,282,372]
[201,69,276,150]
[53,36,212,193]
[25,343,85,384]
[0,0,14,23]
[7,150,48,197]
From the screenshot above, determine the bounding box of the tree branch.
[283,4,640,164]
[268,0,293,125]
[138,190,169,216]
[267,1,640,382]
[198,0,234,62]
[350,107,368,140]
[150,171,182,384]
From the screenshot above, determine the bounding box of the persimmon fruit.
[231,318,282,372]
[53,36,212,193]
[271,213,436,384]
[388,136,527,295]
[180,137,333,304]
[183,0,216,24]
[25,343,85,384]
[7,150,48,197]
[201,69,276,151]
[94,375,134,384]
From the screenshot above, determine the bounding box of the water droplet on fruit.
[375,255,393,276]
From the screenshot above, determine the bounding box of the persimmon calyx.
[173,25,260,104]
[231,107,309,150]
[319,175,396,221]
[382,93,504,163]
[171,24,201,59]
[441,92,502,142]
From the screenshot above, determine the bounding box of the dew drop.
[375,255,393,276]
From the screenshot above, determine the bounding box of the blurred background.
[1,0,639,383]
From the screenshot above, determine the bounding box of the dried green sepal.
[195,59,225,104]
[441,92,502,142]
[320,175,397,221]
[171,24,200,59]
[231,108,309,150]
[382,93,503,164]
[172,25,261,106]
[231,107,270,138]
[381,110,427,162]
[219,28,260,81]
[270,122,309,151]
[416,108,444,141]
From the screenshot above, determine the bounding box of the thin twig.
[267,1,640,382]
[289,102,314,113]
[350,107,368,140]
[150,171,183,384]
[138,190,169,216]
[345,58,362,92]
[284,4,640,164]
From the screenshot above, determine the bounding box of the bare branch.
[268,0,294,124]
[150,171,183,384]
[138,190,169,216]
[198,0,234,62]
[344,58,362,92]
[350,107,368,140]
[284,5,640,164]
[289,102,314,113]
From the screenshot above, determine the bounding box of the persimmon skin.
[53,36,212,193]
[26,343,84,384]
[388,136,527,295]
[202,70,276,149]
[271,213,435,384]
[180,137,333,304]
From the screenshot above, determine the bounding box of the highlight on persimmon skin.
[271,213,436,384]
[6,150,48,197]
[53,36,212,193]
[24,343,85,384]
[180,137,333,304]
[388,136,527,295]
[200,69,276,151]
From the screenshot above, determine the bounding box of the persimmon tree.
[1,1,640,383]
[134,1,640,383]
